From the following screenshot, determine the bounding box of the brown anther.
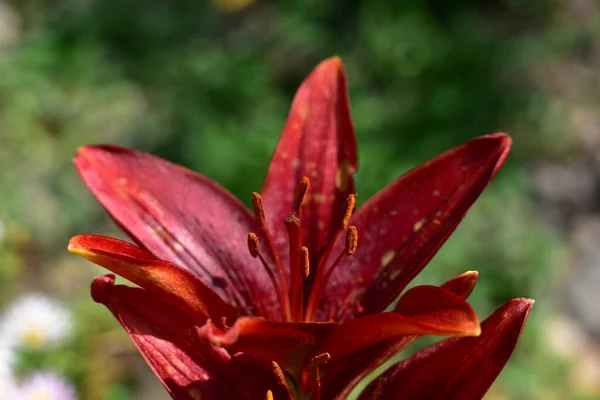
[272,361,288,387]
[285,212,301,227]
[265,390,274,400]
[345,226,358,256]
[251,192,266,227]
[247,233,260,258]
[309,352,331,368]
[294,176,310,210]
[340,194,356,229]
[300,246,310,278]
[272,361,294,400]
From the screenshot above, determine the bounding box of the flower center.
[247,177,358,322]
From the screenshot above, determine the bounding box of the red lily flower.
[69,57,533,399]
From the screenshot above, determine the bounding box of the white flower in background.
[0,337,16,400]
[14,371,77,400]
[0,334,15,381]
[1,293,73,349]
[0,376,18,400]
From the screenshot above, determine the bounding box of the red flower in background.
[69,57,533,400]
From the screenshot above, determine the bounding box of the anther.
[251,192,266,227]
[247,233,260,258]
[265,390,274,400]
[285,213,300,227]
[345,226,358,256]
[272,361,293,399]
[272,361,286,385]
[309,352,331,368]
[340,194,356,229]
[294,176,310,211]
[300,246,310,278]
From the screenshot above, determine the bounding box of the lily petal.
[199,317,336,374]
[69,235,237,327]
[324,133,511,321]
[261,57,358,271]
[323,275,480,399]
[321,285,480,363]
[91,274,238,400]
[75,145,280,319]
[359,298,533,400]
[439,270,479,299]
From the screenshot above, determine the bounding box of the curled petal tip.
[90,274,116,304]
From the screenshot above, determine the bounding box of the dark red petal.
[321,285,480,362]
[70,235,237,327]
[198,317,336,375]
[324,133,511,321]
[359,298,534,400]
[440,270,479,299]
[321,282,480,399]
[261,57,358,271]
[91,275,239,400]
[75,145,280,319]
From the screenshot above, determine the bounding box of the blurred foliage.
[0,0,596,399]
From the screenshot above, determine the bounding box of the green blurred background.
[1,0,600,398]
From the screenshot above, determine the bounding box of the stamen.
[272,361,294,400]
[309,352,331,367]
[251,192,266,227]
[308,194,357,312]
[248,233,260,258]
[251,192,291,321]
[301,246,310,278]
[340,194,356,229]
[247,233,289,322]
[345,226,358,256]
[304,226,359,321]
[265,390,274,400]
[294,176,310,212]
[309,353,330,400]
[285,214,303,321]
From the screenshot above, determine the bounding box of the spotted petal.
[359,298,533,400]
[75,145,280,319]
[324,133,511,321]
[261,57,358,275]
